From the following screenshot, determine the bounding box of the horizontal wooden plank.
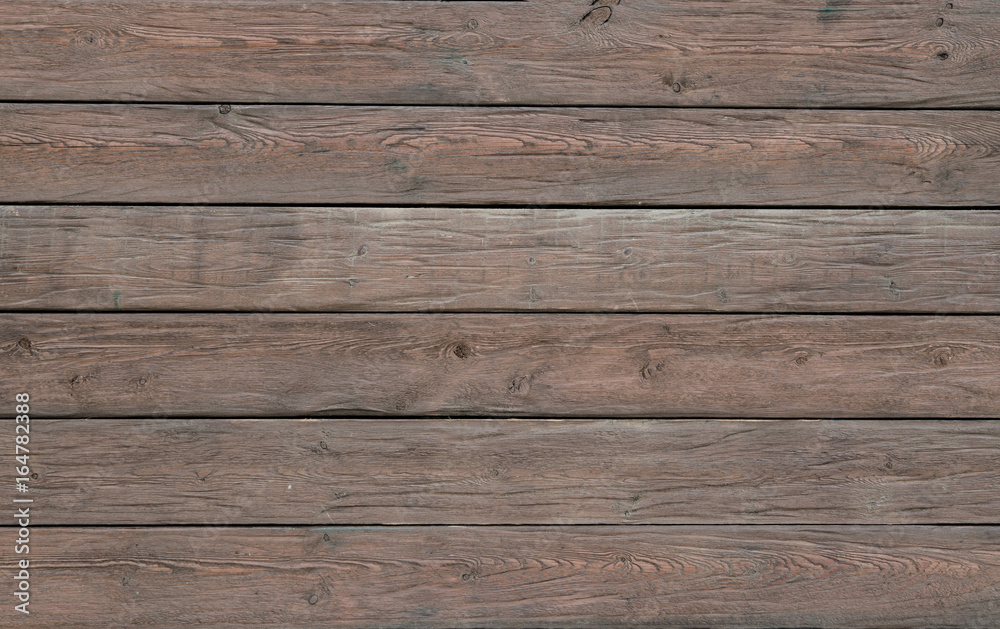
[2,0,998,107]
[12,419,999,525]
[9,526,1000,627]
[5,207,1000,312]
[3,314,999,418]
[2,106,999,206]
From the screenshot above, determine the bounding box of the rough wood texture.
[4,207,1000,312]
[3,314,999,418]
[14,419,1000,525]
[2,0,998,107]
[8,526,1000,627]
[3,106,999,206]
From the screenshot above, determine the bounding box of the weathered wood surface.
[14,419,1000,525]
[2,0,997,108]
[9,526,1000,627]
[6,207,1000,313]
[3,314,999,418]
[3,106,999,206]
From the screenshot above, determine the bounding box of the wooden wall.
[2,0,999,626]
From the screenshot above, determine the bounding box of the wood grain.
[5,207,1000,312]
[3,106,999,206]
[13,418,1000,525]
[3,314,1000,418]
[8,526,1000,627]
[2,0,998,107]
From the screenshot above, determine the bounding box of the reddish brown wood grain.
[3,314,999,418]
[2,106,999,206]
[5,207,1000,313]
[12,419,999,525]
[7,526,1000,627]
[1,0,997,107]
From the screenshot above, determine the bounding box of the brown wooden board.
[10,419,999,525]
[1,0,997,108]
[4,207,1000,313]
[6,526,1000,627]
[2,106,999,206]
[3,314,999,418]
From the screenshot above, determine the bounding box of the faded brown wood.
[1,0,997,107]
[2,106,999,206]
[8,526,1000,627]
[3,314,999,418]
[13,419,1000,525]
[4,207,1000,312]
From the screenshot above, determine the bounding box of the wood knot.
[307,594,319,605]
[937,50,949,60]
[580,5,613,26]
[356,244,368,256]
[218,104,232,114]
[10,338,40,359]
[640,361,664,381]
[452,342,474,359]
[508,375,531,395]
[931,347,953,367]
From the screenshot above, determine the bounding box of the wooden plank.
[2,0,998,107]
[8,526,1000,627]
[2,106,999,206]
[3,314,999,418]
[5,207,1000,312]
[13,419,1000,525]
